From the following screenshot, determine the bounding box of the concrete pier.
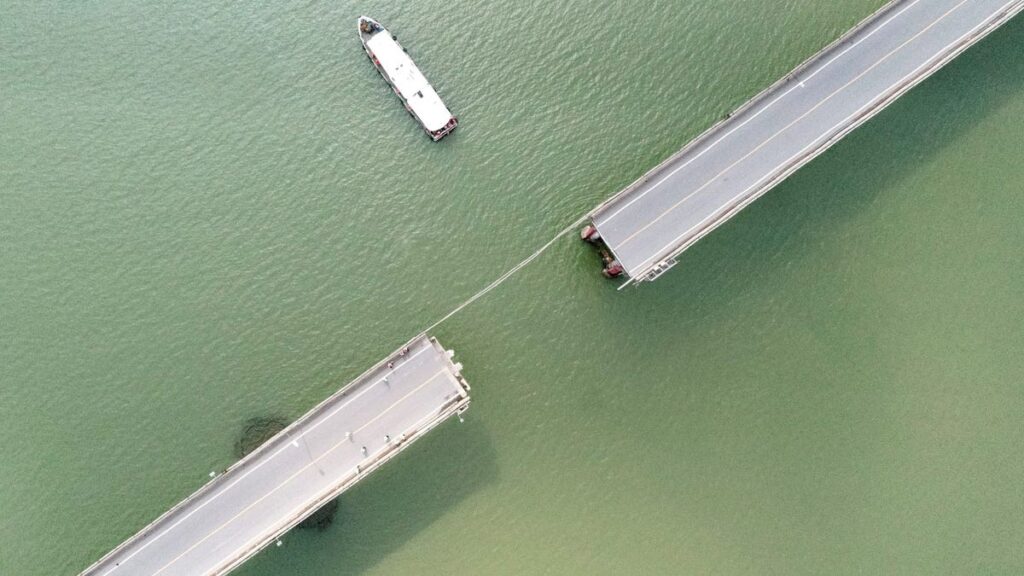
[79,335,470,576]
[588,0,1023,285]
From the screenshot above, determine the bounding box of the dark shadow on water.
[602,15,1024,325]
[234,415,344,531]
[232,17,1022,574]
[235,415,289,459]
[235,416,497,576]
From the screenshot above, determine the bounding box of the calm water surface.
[2,1,1023,574]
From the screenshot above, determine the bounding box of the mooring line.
[418,214,590,336]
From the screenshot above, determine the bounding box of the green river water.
[3,1,1023,574]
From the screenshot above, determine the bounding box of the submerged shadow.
[236,416,497,576]
[604,14,1024,324]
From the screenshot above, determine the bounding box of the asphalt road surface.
[591,0,1023,283]
[80,335,470,576]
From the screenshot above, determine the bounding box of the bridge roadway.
[589,0,1023,284]
[79,335,471,576]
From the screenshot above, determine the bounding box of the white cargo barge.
[359,16,458,141]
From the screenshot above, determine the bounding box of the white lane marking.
[627,0,1013,277]
[97,342,434,576]
[595,0,924,226]
[617,0,972,273]
[212,405,449,576]
[151,370,448,576]
[617,0,971,255]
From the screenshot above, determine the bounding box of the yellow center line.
[151,369,447,576]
